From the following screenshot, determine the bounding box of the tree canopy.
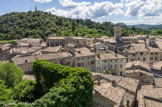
[0,62,24,88]
[33,59,94,107]
[0,11,150,40]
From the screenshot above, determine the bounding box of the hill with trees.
[127,24,162,30]
[0,11,149,41]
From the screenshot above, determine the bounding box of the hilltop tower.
[35,5,37,11]
[114,26,122,43]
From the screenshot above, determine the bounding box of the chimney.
[112,80,117,87]
[98,79,100,86]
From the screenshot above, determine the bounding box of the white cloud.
[45,0,162,24]
[46,0,124,19]
[113,13,162,25]
[59,0,91,8]
[124,0,144,16]
[34,0,52,3]
[124,0,162,17]
[138,0,162,17]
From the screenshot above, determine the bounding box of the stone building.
[151,61,162,75]
[0,44,16,61]
[148,46,161,64]
[147,36,162,64]
[11,52,73,74]
[93,73,139,107]
[125,61,153,89]
[70,47,95,72]
[88,42,106,52]
[47,36,94,47]
[125,69,153,89]
[11,47,96,73]
[114,26,122,43]
[18,38,43,47]
[126,61,151,72]
[137,85,162,107]
[124,43,150,64]
[95,52,127,76]
[156,37,162,61]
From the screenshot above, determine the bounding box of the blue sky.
[0,0,162,25]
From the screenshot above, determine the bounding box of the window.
[150,57,153,60]
[98,61,100,64]
[127,100,130,106]
[78,58,80,61]
[155,53,158,55]
[110,60,112,62]
[143,58,146,61]
[104,60,107,63]
[91,61,94,65]
[110,65,112,69]
[115,64,117,69]
[120,72,123,76]
[82,62,84,66]
[88,62,89,65]
[104,66,106,70]
[155,57,158,60]
[121,59,123,62]
[120,64,123,68]
[97,67,100,71]
[77,63,81,67]
[82,58,84,60]
[115,60,117,62]
[140,73,143,76]
[151,53,154,55]
[141,52,143,55]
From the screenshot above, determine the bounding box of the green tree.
[72,21,75,33]
[0,80,13,102]
[13,80,37,103]
[0,62,24,88]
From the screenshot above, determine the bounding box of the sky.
[0,0,162,25]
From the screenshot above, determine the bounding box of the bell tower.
[114,26,122,43]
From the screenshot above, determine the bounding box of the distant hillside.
[127,24,162,30]
[0,11,149,40]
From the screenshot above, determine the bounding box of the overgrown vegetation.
[0,11,149,40]
[0,60,94,107]
[105,70,112,75]
[33,59,94,107]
